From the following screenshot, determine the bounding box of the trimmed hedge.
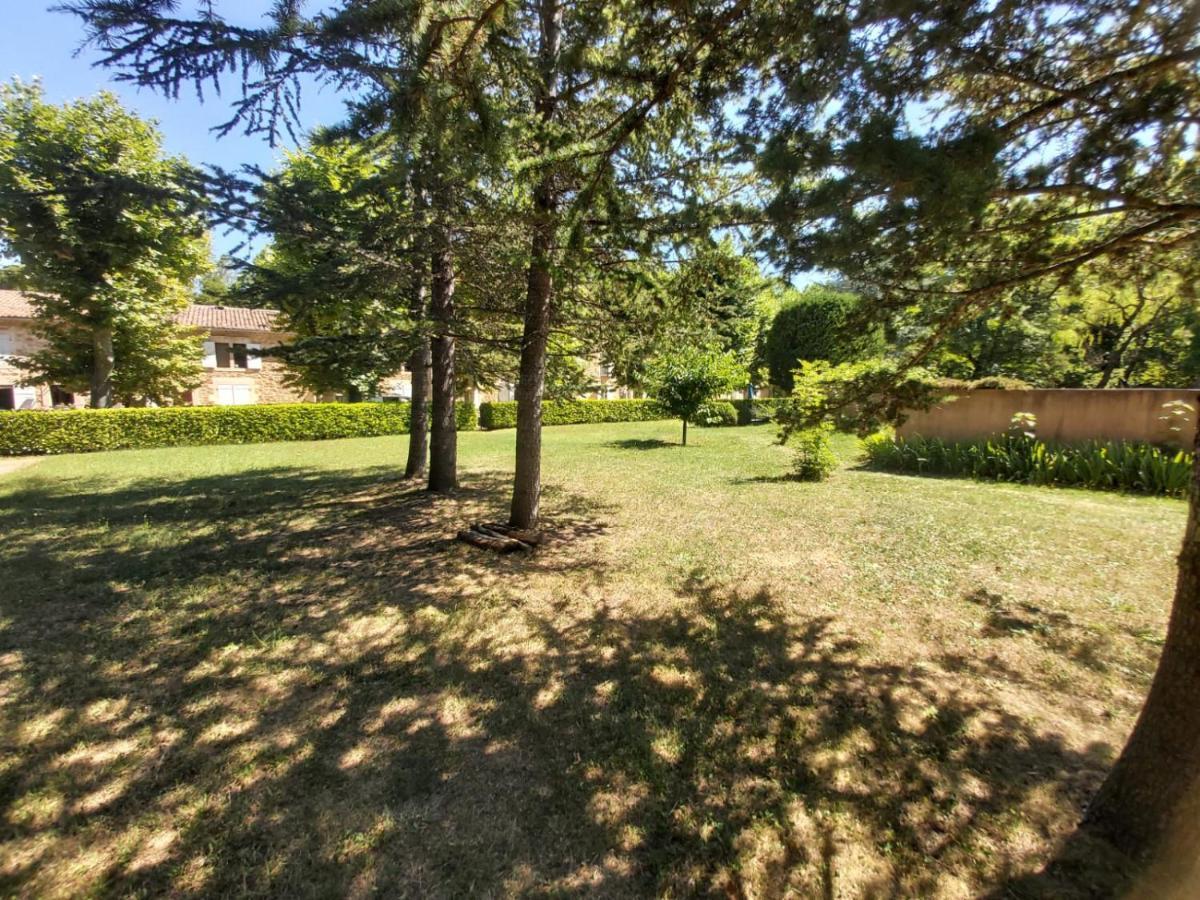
[0,401,477,456]
[479,398,669,430]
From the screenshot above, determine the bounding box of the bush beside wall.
[864,432,1193,497]
[0,401,477,456]
[479,398,669,430]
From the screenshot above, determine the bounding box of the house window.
[0,332,12,356]
[0,387,12,410]
[215,384,253,406]
[50,386,74,407]
[204,341,263,370]
[216,342,249,369]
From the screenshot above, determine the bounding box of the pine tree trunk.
[427,216,457,494]
[508,0,562,532]
[91,326,114,408]
[1083,425,1200,860]
[404,274,431,481]
[509,208,554,530]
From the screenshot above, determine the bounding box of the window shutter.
[202,341,217,368]
[246,343,263,370]
[12,386,38,410]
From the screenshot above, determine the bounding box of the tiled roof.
[177,303,281,333]
[0,290,35,318]
[0,291,281,333]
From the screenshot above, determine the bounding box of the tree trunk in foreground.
[1084,425,1200,862]
[682,418,688,446]
[508,0,562,532]
[404,274,431,481]
[427,219,457,494]
[91,325,114,408]
[509,215,554,530]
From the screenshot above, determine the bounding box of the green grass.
[0,422,1185,897]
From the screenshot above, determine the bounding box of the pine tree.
[747,0,1200,863]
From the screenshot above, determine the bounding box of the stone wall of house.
[190,329,315,406]
[0,319,76,408]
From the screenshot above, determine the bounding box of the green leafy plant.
[864,432,1192,497]
[694,400,738,427]
[646,348,745,445]
[0,402,476,456]
[791,424,838,481]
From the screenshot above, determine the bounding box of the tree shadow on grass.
[0,466,1139,897]
[604,438,677,451]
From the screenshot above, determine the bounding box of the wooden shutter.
[246,343,263,370]
[202,341,217,368]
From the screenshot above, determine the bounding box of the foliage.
[646,347,745,444]
[764,285,884,391]
[0,401,476,456]
[694,400,738,428]
[864,432,1193,498]
[0,81,208,406]
[731,398,787,426]
[777,359,945,442]
[241,140,419,400]
[791,424,837,481]
[479,399,668,431]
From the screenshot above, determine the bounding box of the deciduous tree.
[0,81,208,407]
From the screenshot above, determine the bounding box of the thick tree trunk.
[509,211,555,530]
[90,326,114,408]
[404,275,431,481]
[427,217,457,494]
[1084,425,1200,861]
[508,0,562,532]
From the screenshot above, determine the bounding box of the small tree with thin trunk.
[648,347,744,446]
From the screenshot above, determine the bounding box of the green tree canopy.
[647,346,744,446]
[0,81,208,406]
[764,285,884,391]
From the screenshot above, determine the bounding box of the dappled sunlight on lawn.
[0,425,1184,897]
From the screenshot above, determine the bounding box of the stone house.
[0,290,347,408]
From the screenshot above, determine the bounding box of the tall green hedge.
[0,401,476,456]
[479,398,669,429]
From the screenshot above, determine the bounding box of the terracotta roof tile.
[0,292,281,333]
[0,290,35,318]
[176,303,281,333]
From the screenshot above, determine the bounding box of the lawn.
[0,421,1186,898]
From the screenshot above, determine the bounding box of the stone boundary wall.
[898,388,1199,447]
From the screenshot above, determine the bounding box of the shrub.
[763,286,886,391]
[731,398,787,425]
[694,400,738,427]
[864,432,1193,497]
[0,400,476,456]
[790,424,838,481]
[478,398,669,430]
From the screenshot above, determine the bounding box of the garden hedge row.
[478,398,670,429]
[0,401,477,456]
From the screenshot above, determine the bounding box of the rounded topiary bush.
[694,400,738,427]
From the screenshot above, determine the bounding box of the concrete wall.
[898,388,1200,448]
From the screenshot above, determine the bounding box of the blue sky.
[1,2,349,258]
